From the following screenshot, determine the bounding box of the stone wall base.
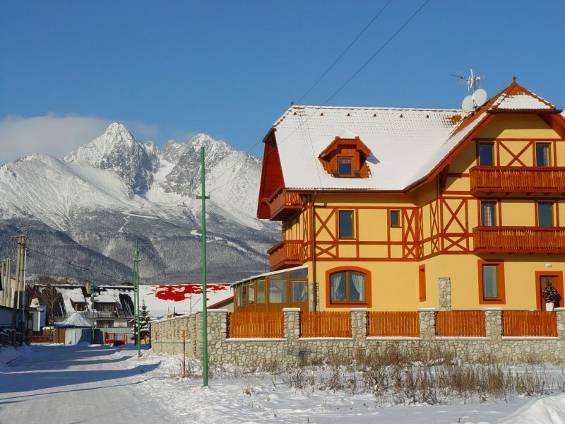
[150,309,565,365]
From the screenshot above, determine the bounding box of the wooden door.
[536,271,563,310]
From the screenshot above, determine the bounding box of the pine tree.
[140,301,151,340]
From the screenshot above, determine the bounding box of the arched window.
[327,269,369,305]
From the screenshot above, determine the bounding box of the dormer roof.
[318,136,371,159]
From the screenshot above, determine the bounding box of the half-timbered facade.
[234,80,565,312]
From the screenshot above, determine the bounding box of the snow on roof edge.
[232,265,308,286]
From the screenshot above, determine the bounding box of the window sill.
[479,299,506,305]
[328,303,369,308]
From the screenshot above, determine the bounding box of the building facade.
[233,80,565,312]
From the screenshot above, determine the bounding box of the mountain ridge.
[0,123,277,283]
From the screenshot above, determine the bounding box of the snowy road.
[1,345,563,423]
[0,345,179,424]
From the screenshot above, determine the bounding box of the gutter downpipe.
[311,191,318,312]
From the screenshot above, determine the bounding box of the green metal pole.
[198,146,209,387]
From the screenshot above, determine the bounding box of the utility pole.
[197,146,210,387]
[14,235,27,332]
[132,241,141,357]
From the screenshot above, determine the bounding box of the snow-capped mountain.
[65,123,159,195]
[0,123,277,283]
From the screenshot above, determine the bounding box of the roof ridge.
[292,105,461,112]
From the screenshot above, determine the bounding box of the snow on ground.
[136,351,565,424]
[501,394,565,423]
[1,344,563,424]
[0,344,180,424]
[0,345,33,369]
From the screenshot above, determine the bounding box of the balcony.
[473,226,565,254]
[470,166,565,196]
[268,240,305,270]
[267,189,302,220]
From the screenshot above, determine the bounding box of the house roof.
[56,287,86,315]
[268,81,561,192]
[55,312,93,328]
[490,81,555,111]
[232,265,308,286]
[94,287,131,304]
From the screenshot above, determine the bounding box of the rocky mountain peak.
[103,122,135,144]
[65,122,157,195]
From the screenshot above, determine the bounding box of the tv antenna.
[452,69,487,112]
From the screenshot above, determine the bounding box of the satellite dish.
[472,88,487,107]
[462,95,474,113]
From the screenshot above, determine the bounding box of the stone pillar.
[418,308,436,340]
[350,308,368,343]
[555,308,565,340]
[438,277,452,311]
[206,309,228,363]
[484,308,502,340]
[283,308,301,363]
[207,309,228,340]
[150,320,158,352]
[283,308,301,341]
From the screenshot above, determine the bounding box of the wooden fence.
[436,311,486,337]
[226,309,558,339]
[367,311,420,337]
[300,311,351,337]
[502,311,557,337]
[227,311,284,338]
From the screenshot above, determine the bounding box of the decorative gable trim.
[257,129,285,219]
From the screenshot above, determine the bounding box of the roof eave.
[487,109,561,114]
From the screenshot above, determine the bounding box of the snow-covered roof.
[269,81,560,192]
[494,94,552,110]
[55,311,93,328]
[94,287,132,304]
[491,85,555,111]
[273,106,461,190]
[56,287,86,315]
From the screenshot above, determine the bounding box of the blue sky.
[0,1,563,160]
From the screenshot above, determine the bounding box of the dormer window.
[318,136,371,178]
[337,157,353,176]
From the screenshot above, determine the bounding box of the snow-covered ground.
[1,344,563,423]
[0,344,180,424]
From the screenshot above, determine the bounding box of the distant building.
[30,283,135,344]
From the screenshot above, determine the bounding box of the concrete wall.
[152,308,565,365]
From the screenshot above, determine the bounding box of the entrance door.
[536,271,564,310]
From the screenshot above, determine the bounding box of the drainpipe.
[311,192,318,311]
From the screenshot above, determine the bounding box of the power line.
[297,0,393,103]
[325,0,433,103]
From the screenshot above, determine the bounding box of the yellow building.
[233,80,565,313]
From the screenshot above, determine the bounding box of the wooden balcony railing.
[267,240,305,270]
[470,166,565,195]
[473,226,565,254]
[267,188,302,220]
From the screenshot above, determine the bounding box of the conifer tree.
[139,301,151,340]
